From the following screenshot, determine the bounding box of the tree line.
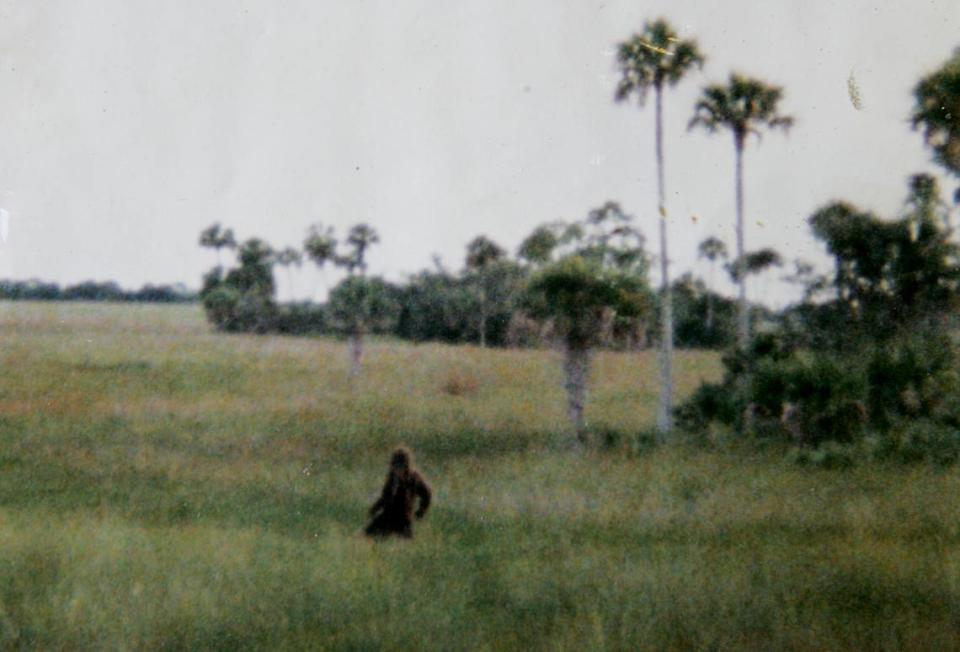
[198,214,751,347]
[0,279,196,303]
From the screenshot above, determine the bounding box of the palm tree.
[465,235,506,347]
[199,223,237,267]
[697,236,728,332]
[689,73,793,349]
[523,215,652,446]
[615,18,704,436]
[273,246,303,300]
[727,248,783,309]
[304,223,338,298]
[342,223,380,277]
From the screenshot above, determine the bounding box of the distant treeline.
[0,279,197,303]
[268,271,745,350]
[198,217,757,350]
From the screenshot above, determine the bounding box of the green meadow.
[2,301,960,650]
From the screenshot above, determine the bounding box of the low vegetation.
[678,175,960,459]
[2,302,960,649]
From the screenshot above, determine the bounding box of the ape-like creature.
[365,446,432,539]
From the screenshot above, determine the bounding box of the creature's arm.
[414,475,432,519]
[369,486,386,516]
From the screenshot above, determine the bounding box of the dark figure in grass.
[365,446,432,539]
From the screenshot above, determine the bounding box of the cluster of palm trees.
[614,18,793,436]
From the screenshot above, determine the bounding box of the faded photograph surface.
[0,2,958,648]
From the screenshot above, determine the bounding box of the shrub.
[201,286,241,331]
[676,330,960,451]
[675,382,740,433]
[867,334,960,430]
[753,355,867,446]
[866,421,960,467]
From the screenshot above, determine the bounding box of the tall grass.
[0,302,957,649]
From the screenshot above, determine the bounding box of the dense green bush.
[670,274,737,349]
[274,302,328,335]
[867,335,960,430]
[326,276,401,337]
[680,175,960,464]
[867,421,960,466]
[200,239,279,333]
[678,330,960,458]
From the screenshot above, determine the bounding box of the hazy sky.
[0,1,957,305]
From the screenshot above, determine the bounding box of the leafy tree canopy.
[912,48,960,178]
[517,225,559,266]
[327,276,400,335]
[465,236,506,271]
[807,176,960,340]
[521,203,652,350]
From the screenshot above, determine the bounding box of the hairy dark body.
[365,447,432,539]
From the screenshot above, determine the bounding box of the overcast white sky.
[0,1,957,306]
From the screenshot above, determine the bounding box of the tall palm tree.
[615,18,704,437]
[697,236,728,332]
[689,73,793,349]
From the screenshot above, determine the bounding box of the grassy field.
[1,302,960,650]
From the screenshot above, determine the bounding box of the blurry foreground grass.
[1,302,959,650]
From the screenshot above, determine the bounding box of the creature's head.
[390,446,412,472]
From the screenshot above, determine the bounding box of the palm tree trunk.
[655,83,673,437]
[734,133,748,350]
[479,284,487,348]
[835,257,843,303]
[706,280,715,333]
[563,343,590,445]
[349,331,364,377]
[734,133,753,435]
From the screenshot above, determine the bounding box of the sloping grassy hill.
[0,302,958,650]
